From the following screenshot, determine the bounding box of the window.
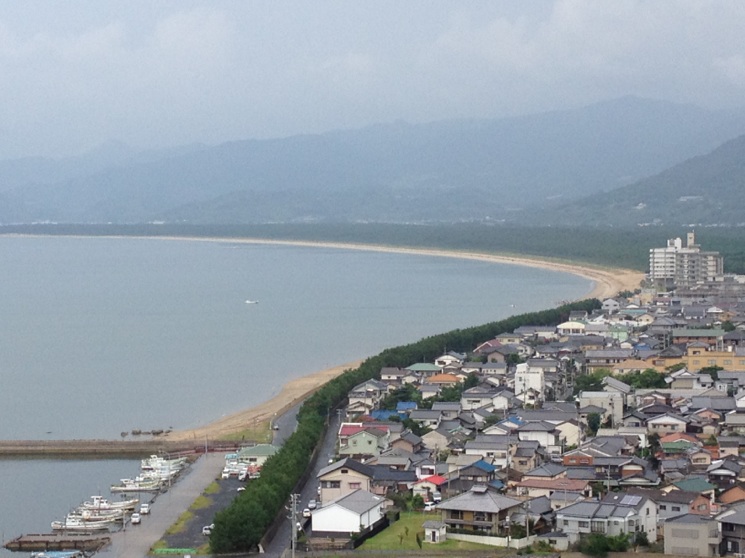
[341,469,348,474]
[349,482,361,489]
[591,521,605,533]
[672,506,681,512]
[579,521,590,528]
[322,480,340,488]
[660,505,667,510]
[450,510,463,520]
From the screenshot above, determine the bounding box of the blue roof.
[473,459,497,473]
[488,479,505,489]
[371,410,398,421]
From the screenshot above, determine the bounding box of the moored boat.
[80,495,139,511]
[51,517,113,531]
[110,478,162,493]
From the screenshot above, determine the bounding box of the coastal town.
[284,232,745,555]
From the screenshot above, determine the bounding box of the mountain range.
[2,96,745,228]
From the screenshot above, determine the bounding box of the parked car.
[307,499,317,510]
[424,501,436,512]
[202,524,214,536]
[302,508,311,518]
[130,513,141,525]
[139,503,150,515]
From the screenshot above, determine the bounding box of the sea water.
[0,236,590,549]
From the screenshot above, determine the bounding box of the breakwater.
[0,439,241,458]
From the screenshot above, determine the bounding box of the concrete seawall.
[0,439,242,458]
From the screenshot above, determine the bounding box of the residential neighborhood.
[294,234,745,556]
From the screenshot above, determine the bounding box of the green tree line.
[208,298,600,553]
[6,222,745,273]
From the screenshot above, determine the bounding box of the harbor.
[3,453,207,556]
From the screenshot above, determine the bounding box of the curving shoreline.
[155,236,644,442]
[5,233,644,443]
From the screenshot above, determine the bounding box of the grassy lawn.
[359,511,499,552]
[219,421,272,443]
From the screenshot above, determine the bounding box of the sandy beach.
[159,236,645,442]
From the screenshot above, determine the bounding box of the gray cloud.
[1,1,744,159]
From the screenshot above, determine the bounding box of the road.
[264,409,342,557]
[96,403,339,558]
[97,452,223,558]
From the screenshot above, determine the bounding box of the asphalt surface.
[264,410,342,557]
[95,402,339,558]
[97,452,224,558]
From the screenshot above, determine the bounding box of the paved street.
[94,402,339,558]
[97,452,223,558]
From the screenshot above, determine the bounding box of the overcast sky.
[1,1,745,160]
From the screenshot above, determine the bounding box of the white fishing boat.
[140,454,187,471]
[110,477,162,493]
[80,495,139,511]
[72,508,125,521]
[51,517,113,531]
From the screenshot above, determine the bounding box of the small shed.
[422,520,447,543]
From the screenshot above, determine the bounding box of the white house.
[514,362,545,403]
[311,489,386,535]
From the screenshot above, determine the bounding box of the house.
[460,385,498,411]
[515,421,561,454]
[431,402,462,420]
[583,349,634,373]
[317,458,374,504]
[717,504,745,555]
[413,475,447,502]
[311,489,386,536]
[514,478,592,500]
[555,492,657,544]
[408,409,442,429]
[236,443,280,467]
[664,514,720,557]
[602,376,633,406]
[578,391,623,427]
[437,485,523,534]
[646,412,687,435]
[338,423,391,458]
[445,460,498,495]
[464,435,513,468]
[391,430,423,454]
[435,351,467,367]
[707,458,745,489]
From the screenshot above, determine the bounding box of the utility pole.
[289,493,300,558]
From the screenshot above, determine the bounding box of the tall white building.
[648,232,723,289]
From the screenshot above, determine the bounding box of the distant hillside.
[532,134,745,227]
[2,96,745,225]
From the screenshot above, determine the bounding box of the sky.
[1,1,745,160]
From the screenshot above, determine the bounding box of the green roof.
[238,444,279,457]
[673,478,716,493]
[406,363,442,372]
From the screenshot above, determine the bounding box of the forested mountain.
[1,97,745,225]
[532,133,745,227]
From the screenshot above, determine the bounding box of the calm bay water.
[0,236,590,549]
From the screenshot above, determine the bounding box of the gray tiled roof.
[331,489,385,514]
[438,487,522,513]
